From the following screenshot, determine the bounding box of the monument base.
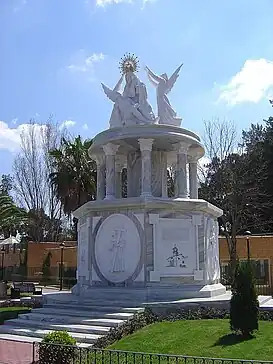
[72,283,226,301]
[73,196,225,300]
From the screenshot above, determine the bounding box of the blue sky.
[1,0,273,175]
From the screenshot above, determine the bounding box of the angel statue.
[102,76,154,128]
[145,64,183,126]
[102,53,156,128]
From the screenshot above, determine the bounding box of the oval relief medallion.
[94,214,141,283]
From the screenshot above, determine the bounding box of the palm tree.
[49,136,96,216]
[0,194,27,236]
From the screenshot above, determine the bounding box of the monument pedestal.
[72,196,225,300]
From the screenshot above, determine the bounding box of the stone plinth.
[72,197,226,299]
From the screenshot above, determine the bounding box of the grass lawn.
[109,319,273,361]
[0,307,30,324]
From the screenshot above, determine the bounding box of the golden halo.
[119,53,139,74]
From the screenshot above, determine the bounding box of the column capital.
[175,142,189,154]
[102,143,119,156]
[138,138,154,152]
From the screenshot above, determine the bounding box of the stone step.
[7,318,112,335]
[33,307,135,320]
[18,312,124,327]
[0,325,101,344]
[45,297,144,307]
[0,334,91,347]
[44,290,149,302]
[44,303,143,314]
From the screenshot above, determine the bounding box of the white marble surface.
[145,64,183,126]
[139,138,153,196]
[102,72,155,128]
[94,214,141,283]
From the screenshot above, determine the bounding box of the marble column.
[189,157,198,199]
[161,152,168,197]
[102,143,119,200]
[176,142,188,198]
[138,138,153,197]
[115,162,124,199]
[94,155,105,200]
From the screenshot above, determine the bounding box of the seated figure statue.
[102,72,156,128]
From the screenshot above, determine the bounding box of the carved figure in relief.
[206,219,221,282]
[145,64,183,126]
[109,228,126,273]
[166,244,188,268]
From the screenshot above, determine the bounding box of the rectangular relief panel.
[157,218,196,276]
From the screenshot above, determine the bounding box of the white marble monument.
[72,53,225,300]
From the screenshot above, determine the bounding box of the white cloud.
[13,0,27,12]
[67,52,105,73]
[60,120,76,129]
[219,59,273,106]
[82,123,89,130]
[96,0,131,5]
[94,0,156,7]
[0,121,46,152]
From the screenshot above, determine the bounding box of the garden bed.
[109,319,273,360]
[0,306,31,324]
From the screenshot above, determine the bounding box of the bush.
[230,261,259,337]
[38,331,77,364]
[0,307,31,324]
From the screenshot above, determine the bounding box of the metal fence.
[220,263,273,296]
[1,266,77,290]
[32,344,273,364]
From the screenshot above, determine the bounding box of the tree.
[49,136,96,216]
[0,174,13,195]
[203,118,237,161]
[230,261,259,337]
[200,110,273,274]
[0,194,27,237]
[13,118,65,241]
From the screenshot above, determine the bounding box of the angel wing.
[147,72,158,87]
[145,66,164,84]
[166,64,183,94]
[101,83,118,103]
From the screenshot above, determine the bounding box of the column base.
[104,195,116,200]
[141,192,152,197]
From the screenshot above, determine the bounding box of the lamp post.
[59,242,65,291]
[1,247,5,281]
[244,230,252,262]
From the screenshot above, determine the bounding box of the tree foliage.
[49,135,96,216]
[200,101,273,272]
[12,118,65,241]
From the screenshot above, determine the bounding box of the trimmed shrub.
[230,261,259,336]
[38,331,77,364]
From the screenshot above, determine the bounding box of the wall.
[27,241,77,278]
[219,235,273,284]
[219,235,273,261]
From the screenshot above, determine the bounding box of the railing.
[223,284,273,296]
[32,344,273,364]
[2,266,77,290]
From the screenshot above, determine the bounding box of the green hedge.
[0,307,31,324]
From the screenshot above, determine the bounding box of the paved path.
[0,339,32,364]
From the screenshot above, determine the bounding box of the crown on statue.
[119,53,139,74]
